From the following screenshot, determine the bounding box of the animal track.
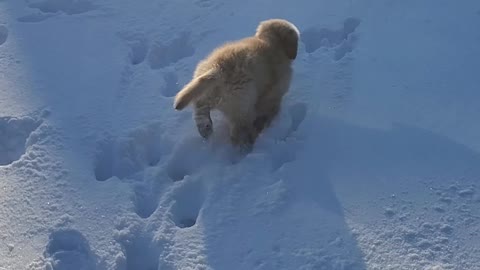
[166,137,212,181]
[130,41,148,65]
[161,71,179,97]
[94,122,169,181]
[26,0,95,15]
[302,17,361,60]
[0,116,41,166]
[0,25,8,46]
[147,32,195,69]
[132,182,162,219]
[44,229,97,270]
[114,223,160,270]
[122,34,148,65]
[170,180,207,228]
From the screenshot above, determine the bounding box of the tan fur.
[173,18,299,149]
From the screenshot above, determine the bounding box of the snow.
[1,0,480,269]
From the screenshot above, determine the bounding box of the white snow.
[1,0,480,269]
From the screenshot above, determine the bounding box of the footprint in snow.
[166,123,240,181]
[169,179,207,228]
[94,122,169,181]
[132,181,163,219]
[166,137,212,181]
[118,32,149,66]
[147,32,195,69]
[0,116,42,166]
[114,223,160,270]
[128,37,148,66]
[301,17,361,61]
[44,229,97,270]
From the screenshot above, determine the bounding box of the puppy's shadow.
[198,114,368,269]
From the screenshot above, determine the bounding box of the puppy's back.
[199,38,270,73]
[175,21,296,111]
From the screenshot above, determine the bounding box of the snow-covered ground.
[1,0,480,269]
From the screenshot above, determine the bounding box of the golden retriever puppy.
[173,18,299,149]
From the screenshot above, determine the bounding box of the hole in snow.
[147,32,195,69]
[44,229,97,270]
[166,137,212,181]
[118,31,149,65]
[0,116,41,166]
[94,122,168,181]
[115,230,160,270]
[170,180,206,228]
[132,183,161,219]
[129,38,148,65]
[177,218,197,228]
[302,17,360,60]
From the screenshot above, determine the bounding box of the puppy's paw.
[196,120,213,139]
[237,142,254,155]
[230,126,257,150]
[253,115,268,133]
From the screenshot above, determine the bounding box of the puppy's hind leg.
[253,95,281,134]
[228,107,258,151]
[193,102,213,139]
[230,119,257,150]
[220,82,259,151]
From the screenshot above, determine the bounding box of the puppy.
[173,18,299,149]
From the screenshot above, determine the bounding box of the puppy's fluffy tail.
[173,68,220,110]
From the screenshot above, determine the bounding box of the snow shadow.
[292,116,480,268]
[310,117,480,186]
[198,143,367,268]
[199,113,480,269]
[196,125,367,268]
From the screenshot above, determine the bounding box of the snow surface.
[1,0,480,269]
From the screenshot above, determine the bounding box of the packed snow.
[1,0,480,269]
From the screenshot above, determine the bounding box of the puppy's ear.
[283,34,298,60]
